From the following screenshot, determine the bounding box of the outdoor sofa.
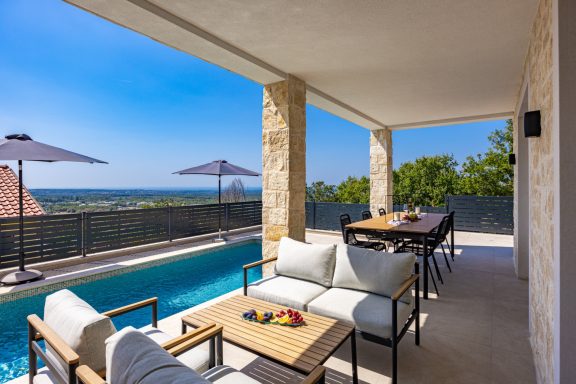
[243,237,420,383]
[74,326,326,384]
[28,289,213,384]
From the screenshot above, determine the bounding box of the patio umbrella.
[0,134,107,285]
[173,160,259,241]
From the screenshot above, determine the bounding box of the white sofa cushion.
[333,245,416,303]
[140,325,210,373]
[247,275,328,310]
[43,289,116,376]
[106,327,209,384]
[202,365,260,384]
[307,288,413,339]
[274,237,336,287]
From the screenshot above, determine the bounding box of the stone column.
[261,75,306,273]
[370,129,393,215]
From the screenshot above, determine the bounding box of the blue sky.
[0,0,506,189]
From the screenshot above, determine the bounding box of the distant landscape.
[31,188,263,214]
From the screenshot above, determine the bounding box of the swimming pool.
[0,240,262,383]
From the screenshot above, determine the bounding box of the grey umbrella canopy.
[0,134,107,285]
[173,160,259,240]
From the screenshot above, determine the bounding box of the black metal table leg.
[423,235,429,300]
[351,330,358,384]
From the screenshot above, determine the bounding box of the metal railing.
[0,201,262,269]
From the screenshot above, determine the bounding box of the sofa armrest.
[161,323,220,353]
[243,256,278,270]
[391,274,419,301]
[101,297,158,327]
[28,314,81,384]
[77,365,106,384]
[28,314,79,365]
[243,257,277,295]
[300,366,326,384]
[166,323,224,369]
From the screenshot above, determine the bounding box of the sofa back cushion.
[44,289,117,375]
[274,237,336,287]
[332,245,416,303]
[106,327,209,384]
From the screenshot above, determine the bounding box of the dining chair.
[379,208,386,216]
[339,213,386,251]
[397,215,451,295]
[361,210,372,220]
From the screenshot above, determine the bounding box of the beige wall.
[514,0,554,381]
[369,129,393,215]
[261,76,306,273]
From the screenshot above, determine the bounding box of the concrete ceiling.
[65,0,539,130]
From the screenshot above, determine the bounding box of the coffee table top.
[182,295,355,373]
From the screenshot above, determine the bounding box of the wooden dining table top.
[346,212,446,234]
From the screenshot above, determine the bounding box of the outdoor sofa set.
[244,237,420,383]
[27,237,419,384]
[28,289,324,384]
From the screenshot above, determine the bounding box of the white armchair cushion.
[307,288,413,339]
[139,325,211,373]
[247,275,328,310]
[43,289,116,376]
[333,245,416,303]
[274,237,336,287]
[106,327,209,384]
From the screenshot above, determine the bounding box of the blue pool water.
[0,241,262,383]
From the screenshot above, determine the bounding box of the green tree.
[306,181,337,202]
[459,120,513,196]
[335,176,370,204]
[393,154,460,206]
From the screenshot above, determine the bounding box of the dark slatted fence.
[447,195,513,234]
[0,214,82,269]
[0,201,262,269]
[85,208,170,254]
[171,204,222,240]
[226,201,262,230]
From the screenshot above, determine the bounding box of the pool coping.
[0,233,262,304]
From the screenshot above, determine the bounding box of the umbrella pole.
[18,160,25,272]
[218,175,222,240]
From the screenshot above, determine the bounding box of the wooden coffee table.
[182,295,358,383]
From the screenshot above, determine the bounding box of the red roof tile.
[0,165,44,217]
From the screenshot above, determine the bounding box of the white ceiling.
[65,0,538,130]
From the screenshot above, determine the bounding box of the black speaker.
[524,110,541,138]
[508,154,516,165]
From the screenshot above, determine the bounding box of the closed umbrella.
[0,134,107,285]
[173,160,259,241]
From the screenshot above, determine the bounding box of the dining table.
[345,212,453,299]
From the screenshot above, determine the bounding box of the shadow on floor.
[241,357,370,384]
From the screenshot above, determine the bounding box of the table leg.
[423,235,429,300]
[181,321,187,335]
[351,330,358,384]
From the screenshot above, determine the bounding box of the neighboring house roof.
[0,165,45,217]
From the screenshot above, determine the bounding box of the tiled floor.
[8,230,536,384]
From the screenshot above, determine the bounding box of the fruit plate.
[239,316,304,327]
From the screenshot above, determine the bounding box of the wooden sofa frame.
[27,297,222,384]
[243,258,420,384]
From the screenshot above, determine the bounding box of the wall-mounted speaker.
[524,110,541,138]
[508,154,516,165]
